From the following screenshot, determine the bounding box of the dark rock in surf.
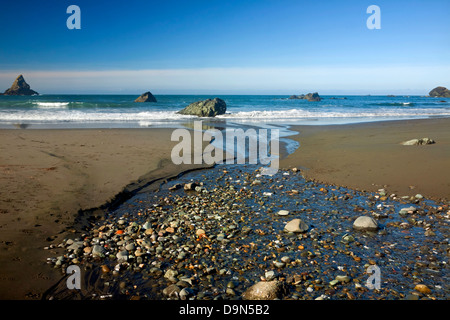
[177,98,227,117]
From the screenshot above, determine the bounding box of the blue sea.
[0,94,449,129]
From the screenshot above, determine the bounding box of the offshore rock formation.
[288,92,321,101]
[135,91,157,102]
[3,75,39,95]
[428,86,450,98]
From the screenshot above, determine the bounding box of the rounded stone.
[352,216,378,231]
[284,219,309,233]
[277,210,289,216]
[242,280,286,300]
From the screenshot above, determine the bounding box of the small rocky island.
[428,86,450,98]
[177,98,227,117]
[288,92,321,101]
[2,74,39,96]
[135,91,157,102]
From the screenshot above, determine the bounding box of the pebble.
[116,250,128,262]
[92,245,105,257]
[399,206,417,215]
[281,256,291,264]
[265,271,276,281]
[414,284,431,294]
[101,265,110,273]
[45,165,449,301]
[335,275,351,283]
[277,210,290,216]
[196,229,206,237]
[179,288,194,300]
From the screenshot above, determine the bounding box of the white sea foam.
[217,108,450,120]
[0,110,193,122]
[34,102,70,108]
[1,108,449,124]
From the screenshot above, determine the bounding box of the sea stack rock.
[288,94,305,99]
[135,91,157,102]
[304,92,321,101]
[288,92,321,101]
[429,86,450,98]
[177,98,227,117]
[3,75,39,96]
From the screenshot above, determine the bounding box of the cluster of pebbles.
[44,165,449,300]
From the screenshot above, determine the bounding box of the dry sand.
[0,128,209,299]
[280,118,450,202]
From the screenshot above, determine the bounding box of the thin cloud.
[0,66,448,94]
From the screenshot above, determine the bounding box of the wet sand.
[281,118,450,202]
[1,118,449,299]
[0,128,209,299]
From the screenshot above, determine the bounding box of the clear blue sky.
[0,0,448,94]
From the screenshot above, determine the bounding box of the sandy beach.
[0,128,209,299]
[0,118,449,300]
[281,118,450,202]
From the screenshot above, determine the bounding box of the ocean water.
[0,94,449,129]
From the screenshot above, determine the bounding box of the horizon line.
[0,66,448,96]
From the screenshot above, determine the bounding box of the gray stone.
[142,221,152,230]
[92,244,105,257]
[164,269,179,282]
[277,210,289,216]
[163,284,181,299]
[67,241,84,251]
[401,138,435,146]
[399,206,417,215]
[116,250,129,262]
[273,261,285,268]
[329,279,340,286]
[284,218,309,233]
[242,280,286,300]
[352,216,378,231]
[184,182,199,191]
[265,271,276,281]
[280,256,291,264]
[335,275,351,283]
[179,288,194,300]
